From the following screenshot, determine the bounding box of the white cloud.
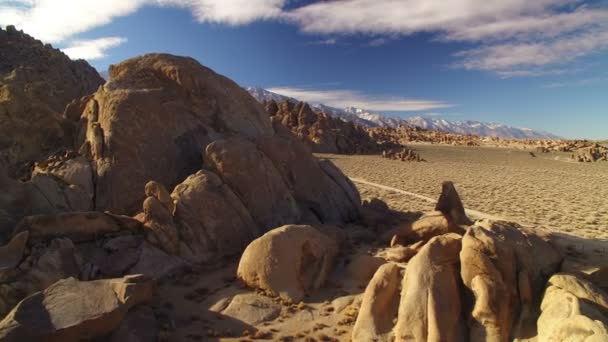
[267,86,453,111]
[0,0,145,43]
[284,0,608,76]
[0,0,286,43]
[2,0,608,76]
[455,30,608,73]
[158,0,285,25]
[62,37,127,60]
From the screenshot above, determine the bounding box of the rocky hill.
[0,25,104,177]
[263,99,387,154]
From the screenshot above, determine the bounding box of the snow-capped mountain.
[245,87,561,139]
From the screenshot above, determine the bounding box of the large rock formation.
[75,54,273,213]
[394,233,464,342]
[460,221,562,341]
[0,25,103,177]
[264,99,381,154]
[0,275,154,341]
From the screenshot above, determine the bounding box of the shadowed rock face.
[0,275,154,341]
[0,26,103,177]
[75,53,273,213]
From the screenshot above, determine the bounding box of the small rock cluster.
[382,147,425,162]
[368,125,481,147]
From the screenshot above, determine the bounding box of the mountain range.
[245,87,561,139]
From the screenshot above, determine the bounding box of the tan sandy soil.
[151,231,388,342]
[319,144,608,240]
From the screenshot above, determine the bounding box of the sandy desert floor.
[319,144,608,240]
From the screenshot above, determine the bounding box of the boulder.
[14,212,142,243]
[346,254,386,285]
[394,233,464,342]
[397,211,464,245]
[219,293,281,325]
[537,276,608,342]
[144,181,175,215]
[352,263,401,342]
[435,181,472,225]
[385,243,423,263]
[78,54,272,213]
[547,273,608,311]
[171,170,259,261]
[237,225,338,303]
[460,221,562,341]
[0,231,29,275]
[204,137,300,230]
[0,275,154,341]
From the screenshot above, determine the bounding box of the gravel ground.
[319,144,608,240]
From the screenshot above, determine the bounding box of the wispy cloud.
[62,37,127,60]
[267,86,453,111]
[284,0,608,76]
[542,75,608,88]
[2,0,608,76]
[307,38,337,45]
[0,0,286,43]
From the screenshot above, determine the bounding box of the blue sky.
[1,1,608,139]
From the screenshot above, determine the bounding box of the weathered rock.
[237,225,338,303]
[171,170,259,261]
[127,242,185,280]
[352,263,401,342]
[0,26,103,177]
[26,172,92,213]
[396,211,463,245]
[24,238,81,293]
[435,181,472,225]
[14,212,142,243]
[0,274,154,341]
[0,167,26,240]
[205,137,300,230]
[257,128,360,224]
[142,196,179,255]
[79,54,272,213]
[538,277,608,342]
[220,293,281,325]
[109,306,158,342]
[460,221,562,341]
[0,231,29,274]
[385,243,422,263]
[144,181,175,215]
[318,159,361,212]
[548,273,608,311]
[346,254,386,285]
[394,233,464,342]
[263,99,380,154]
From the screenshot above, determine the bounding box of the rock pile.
[368,125,481,147]
[382,146,425,162]
[264,99,383,154]
[0,25,104,178]
[0,42,362,340]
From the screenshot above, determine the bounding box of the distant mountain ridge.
[245,87,561,139]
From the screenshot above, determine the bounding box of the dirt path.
[350,177,508,222]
